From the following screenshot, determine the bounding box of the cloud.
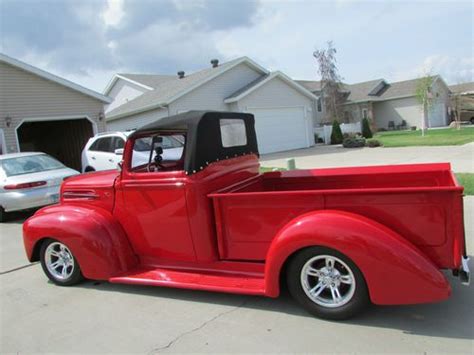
[0,0,260,89]
[394,55,474,84]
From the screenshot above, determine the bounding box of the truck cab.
[23,111,470,320]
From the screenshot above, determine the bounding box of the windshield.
[1,154,65,177]
[133,135,184,152]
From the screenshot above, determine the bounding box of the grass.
[259,166,287,173]
[456,173,474,196]
[374,127,474,147]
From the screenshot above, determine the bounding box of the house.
[104,57,318,154]
[0,53,111,169]
[449,82,474,123]
[298,76,452,131]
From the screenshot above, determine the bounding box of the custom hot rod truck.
[23,111,470,319]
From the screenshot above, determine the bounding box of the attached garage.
[248,107,309,154]
[0,53,110,168]
[16,118,95,171]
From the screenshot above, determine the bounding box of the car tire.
[286,246,369,320]
[84,166,95,173]
[470,118,474,125]
[0,207,6,223]
[40,239,84,286]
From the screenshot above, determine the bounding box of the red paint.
[23,136,467,306]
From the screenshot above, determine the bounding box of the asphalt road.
[1,181,473,352]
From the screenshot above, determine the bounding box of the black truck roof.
[129,111,259,175]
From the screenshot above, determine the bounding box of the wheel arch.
[23,205,138,280]
[264,210,451,305]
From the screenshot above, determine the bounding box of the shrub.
[330,120,344,144]
[366,139,382,147]
[343,136,366,148]
[361,118,373,138]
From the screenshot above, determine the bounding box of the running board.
[109,267,266,296]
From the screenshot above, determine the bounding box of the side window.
[220,119,247,147]
[130,134,185,171]
[112,137,125,150]
[89,137,114,152]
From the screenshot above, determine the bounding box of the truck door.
[114,134,196,262]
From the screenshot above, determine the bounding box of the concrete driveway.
[261,143,474,173]
[1,201,473,353]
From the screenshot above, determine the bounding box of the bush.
[342,136,366,148]
[361,118,373,138]
[330,120,343,144]
[366,139,382,147]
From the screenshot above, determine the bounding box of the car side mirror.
[114,148,124,155]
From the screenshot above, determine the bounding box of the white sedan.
[0,152,79,222]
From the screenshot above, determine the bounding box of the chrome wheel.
[45,242,75,280]
[300,255,356,308]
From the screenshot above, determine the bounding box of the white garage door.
[429,102,447,127]
[248,107,309,154]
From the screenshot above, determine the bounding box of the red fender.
[264,210,450,305]
[23,205,138,280]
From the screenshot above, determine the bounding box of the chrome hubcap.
[300,255,356,308]
[45,242,75,280]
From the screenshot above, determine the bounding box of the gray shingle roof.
[107,57,244,119]
[299,76,442,104]
[225,74,270,100]
[449,82,474,94]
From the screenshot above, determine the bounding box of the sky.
[0,0,473,93]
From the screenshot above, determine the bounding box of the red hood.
[60,170,119,212]
[63,170,119,189]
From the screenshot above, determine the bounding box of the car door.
[88,137,115,171]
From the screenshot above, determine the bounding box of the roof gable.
[106,57,269,120]
[224,71,318,103]
[0,53,111,103]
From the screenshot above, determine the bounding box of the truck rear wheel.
[286,246,369,320]
[40,239,84,286]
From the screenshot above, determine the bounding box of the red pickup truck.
[23,111,470,319]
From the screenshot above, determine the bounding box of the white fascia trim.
[103,74,154,95]
[0,53,112,103]
[224,71,319,103]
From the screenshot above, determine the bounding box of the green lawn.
[374,127,474,147]
[456,173,474,196]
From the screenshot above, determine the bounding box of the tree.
[314,41,344,122]
[330,120,343,144]
[361,118,373,138]
[415,74,436,136]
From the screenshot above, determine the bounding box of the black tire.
[0,207,6,223]
[40,239,84,286]
[470,118,474,125]
[286,246,369,320]
[84,166,95,173]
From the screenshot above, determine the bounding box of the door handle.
[108,159,114,163]
[91,156,96,160]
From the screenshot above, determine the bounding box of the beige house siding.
[105,78,149,113]
[0,61,106,154]
[168,63,262,114]
[107,107,168,131]
[373,97,421,130]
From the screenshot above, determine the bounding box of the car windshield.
[1,154,65,177]
[133,135,184,152]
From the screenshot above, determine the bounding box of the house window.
[317,98,322,112]
[362,109,368,120]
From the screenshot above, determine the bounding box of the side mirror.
[114,148,124,155]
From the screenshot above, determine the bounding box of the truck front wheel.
[286,246,369,320]
[40,239,84,286]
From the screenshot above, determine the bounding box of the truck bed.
[209,163,465,268]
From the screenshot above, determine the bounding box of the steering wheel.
[147,146,164,172]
